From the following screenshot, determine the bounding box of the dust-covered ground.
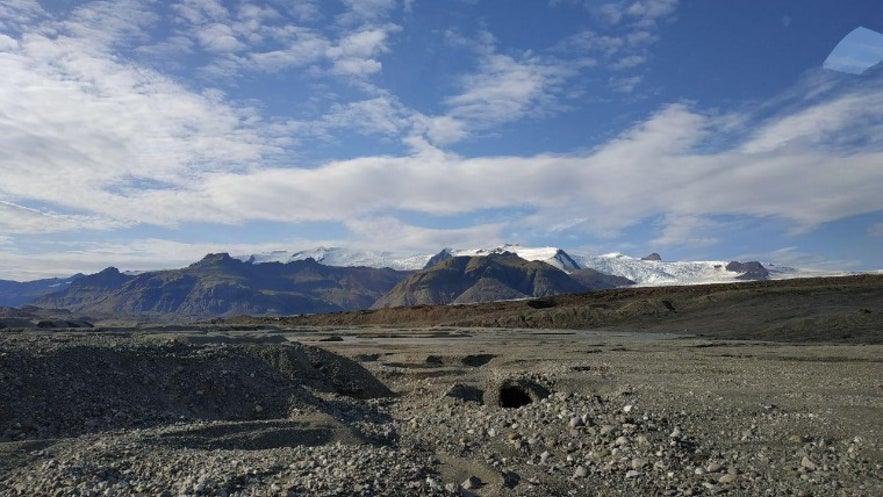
[1,328,880,496]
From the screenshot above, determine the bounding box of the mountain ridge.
[0,245,850,320]
[373,252,589,308]
[30,253,408,319]
[239,244,813,286]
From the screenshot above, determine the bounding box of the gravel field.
[1,329,881,496]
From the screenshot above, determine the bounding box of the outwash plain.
[1,275,881,496]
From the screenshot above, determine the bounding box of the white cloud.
[650,214,718,248]
[612,54,646,69]
[172,0,230,26]
[742,90,883,153]
[598,0,678,27]
[344,217,506,252]
[337,0,398,25]
[176,97,883,242]
[4,36,882,242]
[196,23,244,52]
[625,0,678,24]
[0,34,18,51]
[555,0,673,72]
[423,31,589,144]
[0,237,327,280]
[740,247,862,272]
[0,0,45,32]
[322,96,412,136]
[419,115,469,146]
[609,75,642,93]
[245,29,329,71]
[0,13,274,229]
[61,0,159,49]
[332,56,382,76]
[164,0,401,79]
[0,201,120,234]
[446,53,574,124]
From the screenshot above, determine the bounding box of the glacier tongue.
[571,253,739,286]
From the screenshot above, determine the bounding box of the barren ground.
[1,326,881,496]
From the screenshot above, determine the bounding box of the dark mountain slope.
[32,254,407,318]
[0,275,83,307]
[569,268,634,290]
[373,252,587,308]
[34,267,133,310]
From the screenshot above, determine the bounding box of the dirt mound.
[0,335,391,441]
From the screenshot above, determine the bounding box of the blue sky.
[1,0,882,280]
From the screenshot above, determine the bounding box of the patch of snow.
[237,247,430,271]
[450,244,581,272]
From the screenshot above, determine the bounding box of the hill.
[372,252,589,308]
[244,274,883,343]
[0,275,82,307]
[31,254,407,319]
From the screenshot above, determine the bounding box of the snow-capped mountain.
[239,244,581,273]
[239,247,431,271]
[239,244,841,287]
[449,245,582,273]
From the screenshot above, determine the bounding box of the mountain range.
[237,244,826,285]
[0,244,840,319]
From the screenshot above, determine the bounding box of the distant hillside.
[0,275,82,307]
[32,254,407,318]
[245,274,883,344]
[373,252,589,308]
[11,248,808,320]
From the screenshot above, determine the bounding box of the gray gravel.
[1,329,881,496]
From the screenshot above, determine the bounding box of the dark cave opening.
[498,385,532,408]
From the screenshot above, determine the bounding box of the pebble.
[461,476,481,490]
[718,473,735,484]
[801,456,817,471]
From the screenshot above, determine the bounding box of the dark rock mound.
[0,306,93,330]
[444,384,485,403]
[461,353,496,367]
[423,248,454,269]
[569,268,635,290]
[0,337,391,441]
[642,252,662,261]
[726,261,770,280]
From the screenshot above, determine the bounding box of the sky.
[1,0,882,280]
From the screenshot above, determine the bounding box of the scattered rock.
[461,476,481,490]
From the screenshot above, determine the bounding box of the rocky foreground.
[1,329,881,496]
